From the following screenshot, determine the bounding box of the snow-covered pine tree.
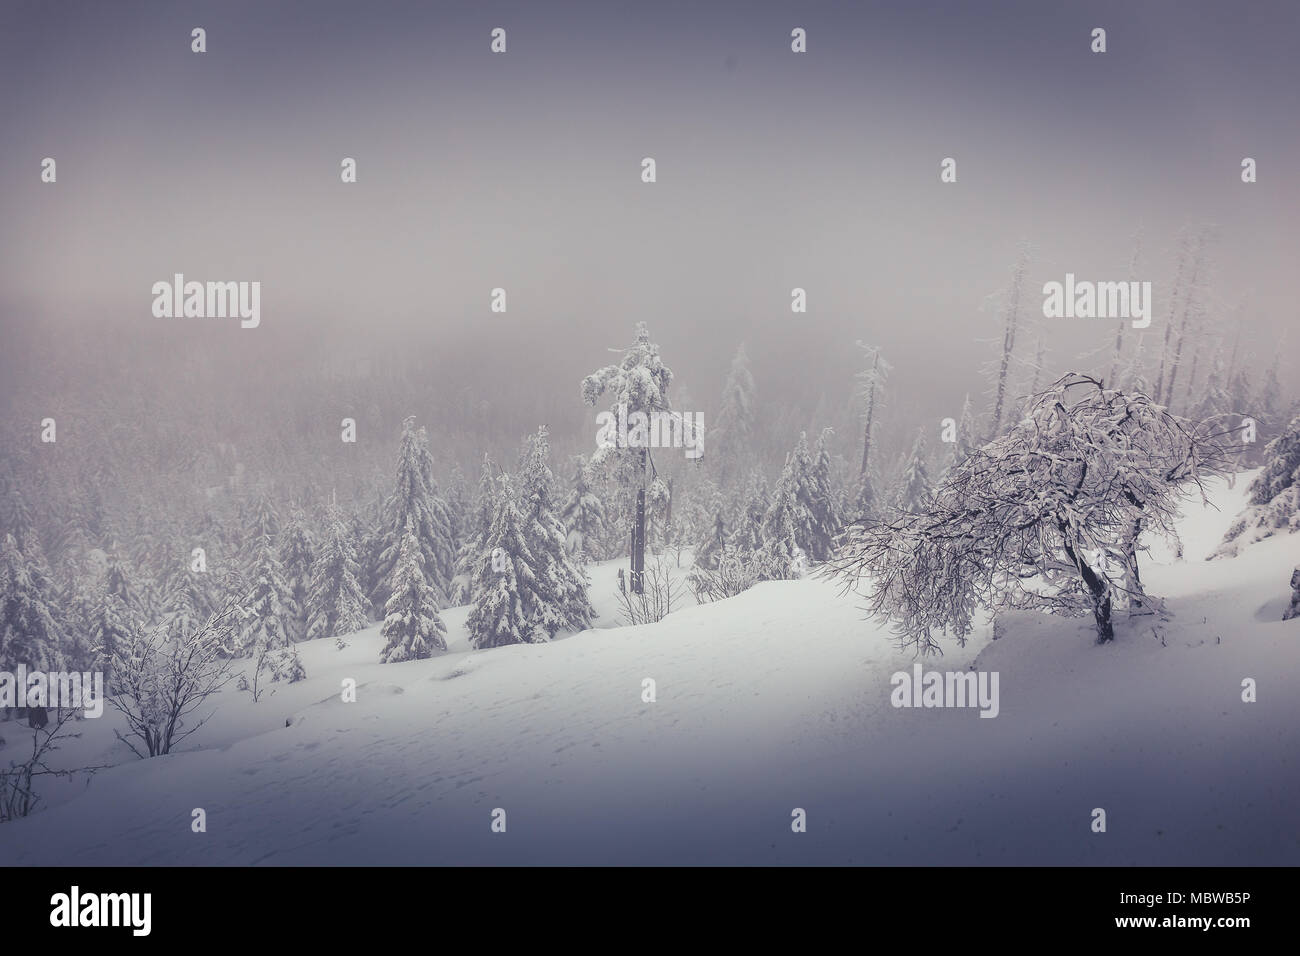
[277,508,314,641]
[676,475,721,554]
[559,456,609,563]
[755,453,804,580]
[1190,349,1233,425]
[372,417,456,610]
[89,585,137,693]
[694,510,727,571]
[895,428,933,512]
[518,427,595,637]
[379,526,448,662]
[1257,351,1285,447]
[1224,352,1262,467]
[772,433,823,565]
[730,469,769,555]
[710,343,757,487]
[160,555,215,638]
[103,543,134,607]
[1122,332,1153,396]
[354,493,387,604]
[445,463,471,555]
[1213,411,1300,558]
[465,475,541,648]
[806,427,842,559]
[645,475,672,553]
[451,454,498,605]
[54,558,98,670]
[245,489,280,550]
[1227,359,1255,422]
[0,480,36,547]
[235,534,297,656]
[0,533,63,671]
[581,322,675,593]
[306,506,372,640]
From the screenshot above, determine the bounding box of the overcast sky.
[2,0,1296,438]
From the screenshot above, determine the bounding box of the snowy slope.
[2,474,1298,865]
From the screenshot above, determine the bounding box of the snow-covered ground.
[2,474,1298,865]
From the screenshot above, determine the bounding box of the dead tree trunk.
[630,448,647,594]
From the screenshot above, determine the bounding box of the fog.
[2,0,1297,469]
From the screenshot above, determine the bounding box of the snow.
[2,473,1298,864]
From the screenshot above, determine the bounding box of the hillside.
[2,473,1298,865]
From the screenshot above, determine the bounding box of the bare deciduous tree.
[108,601,240,758]
[1,709,107,822]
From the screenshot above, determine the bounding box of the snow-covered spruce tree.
[1256,351,1285,448]
[159,555,214,639]
[694,510,728,571]
[1213,411,1300,558]
[1190,349,1233,425]
[371,417,456,609]
[354,492,388,604]
[234,534,297,657]
[755,456,804,581]
[518,427,595,637]
[0,533,63,671]
[645,475,672,554]
[103,543,135,607]
[1227,358,1255,420]
[581,322,676,593]
[0,479,36,547]
[306,507,371,640]
[807,427,842,558]
[675,475,720,554]
[731,469,769,555]
[454,457,499,606]
[277,508,314,641]
[445,463,472,555]
[766,432,831,566]
[379,527,448,662]
[465,475,540,648]
[89,586,137,693]
[895,428,933,512]
[1284,566,1300,621]
[710,343,757,487]
[827,375,1229,649]
[559,456,609,563]
[244,489,280,554]
[451,454,497,605]
[53,557,100,670]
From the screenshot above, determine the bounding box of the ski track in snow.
[2,474,1298,865]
